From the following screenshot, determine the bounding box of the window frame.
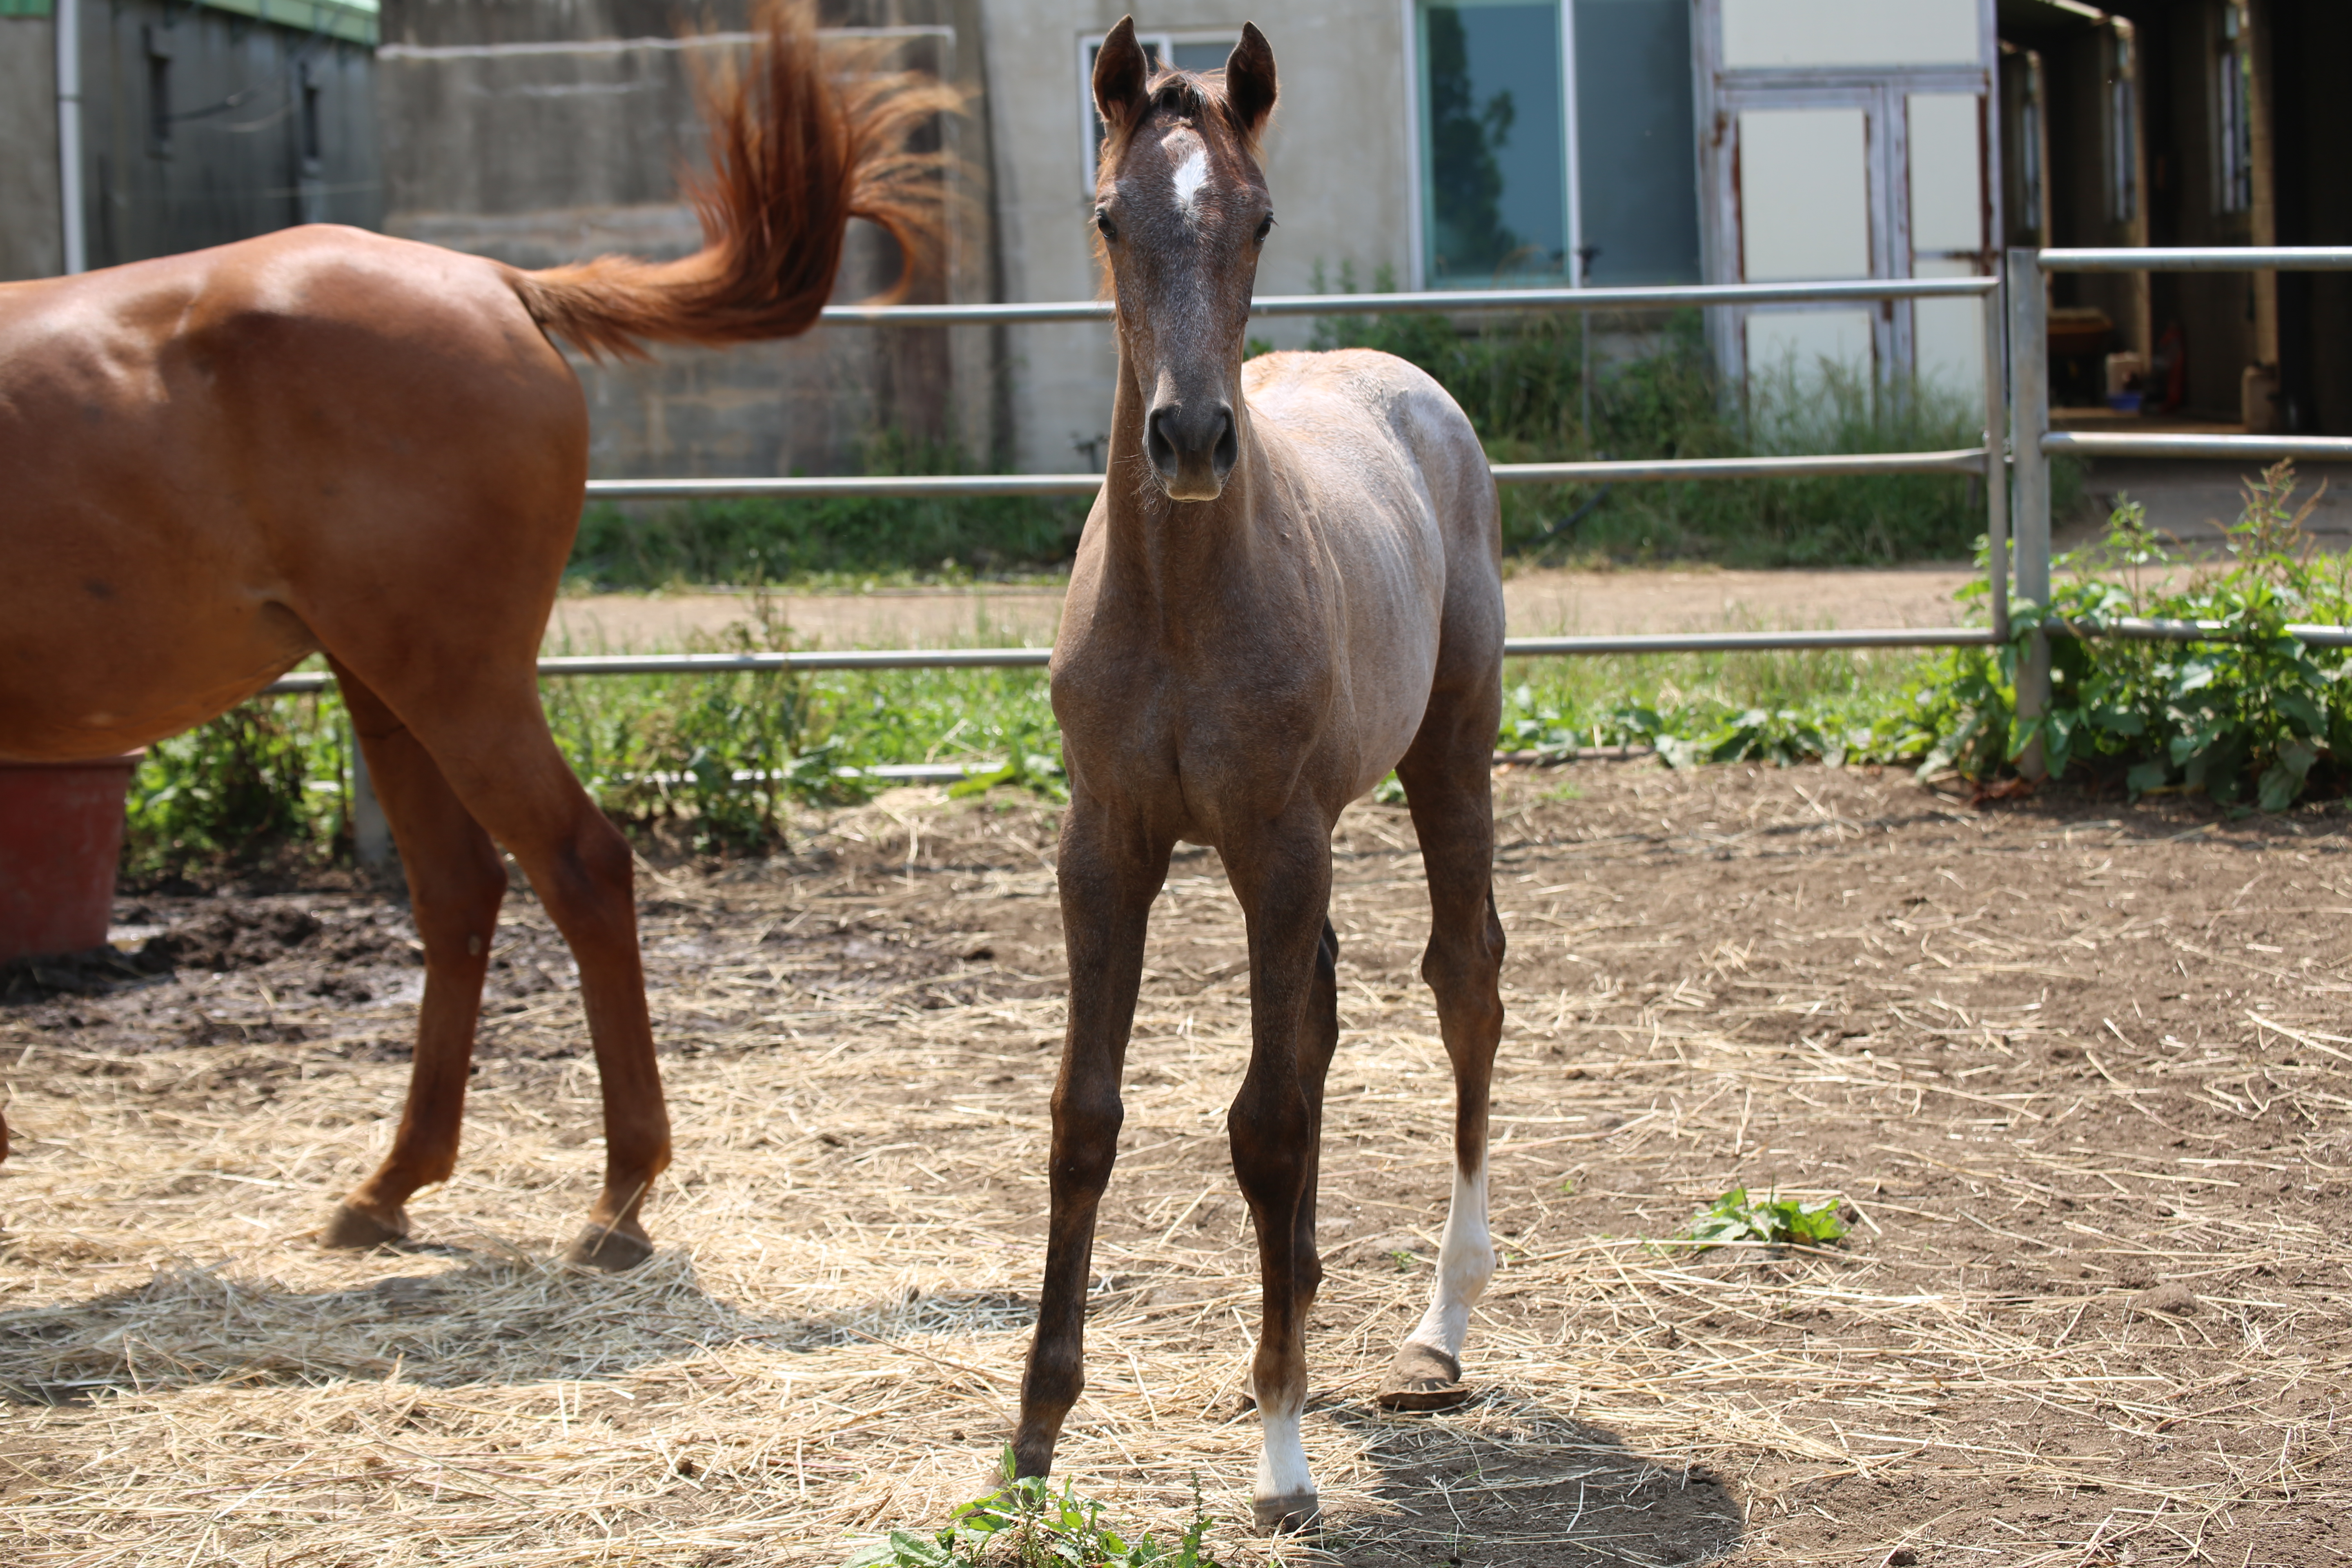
[1403,0,1583,292]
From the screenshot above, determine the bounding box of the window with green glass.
[1418,0,1569,287]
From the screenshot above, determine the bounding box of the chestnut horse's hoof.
[321,1201,408,1251]
[564,1223,654,1271]
[1374,1343,1470,1411]
[1252,1490,1321,1533]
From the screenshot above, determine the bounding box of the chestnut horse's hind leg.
[321,667,509,1252]
[326,661,671,1270]
[1013,800,1172,1479]
[1377,685,1506,1412]
[1221,812,1339,1531]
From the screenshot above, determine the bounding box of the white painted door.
[1699,0,1998,401]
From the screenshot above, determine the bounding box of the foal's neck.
[1100,336,1259,606]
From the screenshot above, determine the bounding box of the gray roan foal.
[1010,18,1510,1530]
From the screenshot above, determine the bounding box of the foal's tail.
[506,0,956,360]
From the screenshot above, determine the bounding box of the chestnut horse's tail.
[505,0,955,361]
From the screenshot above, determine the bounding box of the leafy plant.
[124,693,348,878]
[1907,463,2352,809]
[542,593,831,855]
[1679,1188,1851,1250]
[844,1452,1215,1568]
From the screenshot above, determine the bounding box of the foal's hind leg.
[322,666,509,1251]
[1376,689,1506,1411]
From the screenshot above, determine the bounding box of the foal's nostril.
[1145,406,1179,477]
[1210,405,1238,478]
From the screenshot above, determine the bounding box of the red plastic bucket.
[0,753,142,964]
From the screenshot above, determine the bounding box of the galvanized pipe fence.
[258,250,2352,806]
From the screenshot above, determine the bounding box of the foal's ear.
[1094,17,1152,135]
[1223,22,1278,141]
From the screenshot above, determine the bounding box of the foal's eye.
[1095,211,1118,241]
[1254,215,1275,243]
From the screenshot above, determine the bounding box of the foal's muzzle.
[1145,399,1237,501]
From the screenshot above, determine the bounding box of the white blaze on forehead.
[1163,129,1211,219]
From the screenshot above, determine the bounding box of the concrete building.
[374,0,1002,483]
[983,0,2011,471]
[0,0,380,281]
[9,0,2342,486]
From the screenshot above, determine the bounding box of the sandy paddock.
[1,766,2346,1566]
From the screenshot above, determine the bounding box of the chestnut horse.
[0,2,947,1268]
[1014,21,1507,1529]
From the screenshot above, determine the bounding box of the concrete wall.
[74,0,381,271]
[378,0,1002,482]
[978,0,1417,471]
[0,13,62,281]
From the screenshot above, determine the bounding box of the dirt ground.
[2,766,2347,1567]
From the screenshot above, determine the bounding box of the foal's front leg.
[1223,814,1339,1530]
[1013,799,1170,1479]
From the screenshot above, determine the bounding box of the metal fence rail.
[259,250,2352,719]
[582,446,1994,502]
[585,271,2016,651]
[811,274,1996,327]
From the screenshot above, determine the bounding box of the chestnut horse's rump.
[0,230,582,763]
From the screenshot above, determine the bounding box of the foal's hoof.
[564,1223,655,1272]
[1252,1490,1321,1533]
[1374,1343,1471,1411]
[320,1201,406,1252]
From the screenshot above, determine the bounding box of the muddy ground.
[1,765,2345,1566]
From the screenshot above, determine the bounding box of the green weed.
[124,693,349,880]
[844,1453,1215,1568]
[1679,1188,1851,1251]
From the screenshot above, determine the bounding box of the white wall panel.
[1907,91,1983,254]
[1738,107,1869,280]
[1720,0,1980,69]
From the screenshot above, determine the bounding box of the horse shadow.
[0,1238,1031,1405]
[2,1249,1741,1566]
[1307,1390,1743,1568]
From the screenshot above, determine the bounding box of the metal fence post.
[350,733,397,876]
[2005,248,2053,779]
[1982,266,2011,644]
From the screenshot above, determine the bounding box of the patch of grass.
[122,465,2352,876]
[845,1455,1215,1568]
[1678,1188,1851,1251]
[1500,640,1929,768]
[568,432,1087,590]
